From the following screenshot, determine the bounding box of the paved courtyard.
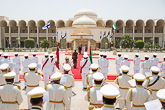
[0,51,165,109]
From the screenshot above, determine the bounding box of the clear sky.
[0,0,165,21]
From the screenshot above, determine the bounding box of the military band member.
[0,63,9,86]
[133,53,141,74]
[12,52,21,83]
[80,54,91,90]
[50,53,57,76]
[98,52,103,72]
[27,87,46,110]
[72,50,78,69]
[30,52,39,69]
[42,53,51,87]
[141,55,152,75]
[115,52,123,75]
[156,89,165,109]
[126,73,152,110]
[143,66,165,100]
[121,55,130,67]
[151,53,159,66]
[115,65,132,109]
[160,56,165,78]
[24,63,43,109]
[0,72,23,110]
[46,72,69,110]
[85,72,104,108]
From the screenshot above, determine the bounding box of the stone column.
[73,39,76,50]
[18,26,20,46]
[46,28,48,40]
[88,39,90,54]
[133,26,135,40]
[152,26,155,46]
[163,26,165,49]
[123,26,125,36]
[0,26,1,48]
[142,26,145,42]
[9,26,11,47]
[37,27,39,47]
[28,26,30,38]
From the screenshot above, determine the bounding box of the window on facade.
[140,30,142,33]
[52,30,54,33]
[35,30,37,33]
[31,30,33,33]
[135,30,137,33]
[148,30,150,33]
[23,30,25,33]
[117,30,119,33]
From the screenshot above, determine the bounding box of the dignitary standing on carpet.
[72,50,78,69]
[0,72,23,110]
[133,53,141,74]
[115,52,123,75]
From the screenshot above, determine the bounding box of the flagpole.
[113,30,116,55]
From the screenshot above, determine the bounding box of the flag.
[42,23,50,30]
[64,32,67,39]
[110,31,115,38]
[53,33,54,39]
[103,31,106,37]
[55,42,60,70]
[89,44,93,64]
[106,31,110,37]
[100,31,102,39]
[112,24,117,30]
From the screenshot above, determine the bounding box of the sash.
[41,58,49,70]
[80,59,88,73]
[51,58,54,63]
[148,76,160,87]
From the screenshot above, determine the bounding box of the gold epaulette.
[87,86,92,91]
[147,88,152,95]
[122,108,127,110]
[23,72,27,82]
[72,74,75,78]
[163,77,165,79]
[45,83,50,90]
[146,76,150,80]
[63,85,68,90]
[89,105,96,110]
[116,75,119,85]
[16,85,21,90]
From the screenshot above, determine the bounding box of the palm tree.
[40,39,50,48]
[120,35,135,48]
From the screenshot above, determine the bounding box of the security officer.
[86,63,99,87]
[46,72,69,110]
[133,53,141,74]
[72,50,78,69]
[0,72,23,110]
[115,65,132,109]
[30,52,39,69]
[143,66,165,100]
[12,52,21,83]
[115,52,123,75]
[0,63,9,85]
[85,72,104,108]
[27,87,46,110]
[121,55,130,67]
[62,64,75,110]
[80,54,91,90]
[98,52,103,72]
[24,63,43,109]
[126,73,152,110]
[100,53,109,81]
[50,53,57,76]
[42,53,51,87]
[156,89,165,109]
[151,53,159,66]
[141,55,152,75]
[160,56,165,78]
[22,54,31,90]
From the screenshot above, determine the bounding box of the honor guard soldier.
[0,72,23,110]
[98,52,103,72]
[80,54,91,90]
[151,53,159,66]
[72,50,78,69]
[22,54,31,90]
[143,66,165,100]
[121,55,130,67]
[27,87,46,110]
[115,52,123,75]
[42,53,51,86]
[24,63,43,109]
[115,65,132,109]
[160,56,165,78]
[12,52,21,83]
[86,63,99,87]
[141,55,152,75]
[46,72,69,110]
[62,64,75,110]
[2,53,12,71]
[0,63,9,86]
[85,72,104,108]
[61,57,73,74]
[50,53,57,76]
[100,53,109,81]
[133,53,141,74]
[0,52,4,66]
[30,52,39,69]
[156,89,165,109]
[126,73,152,110]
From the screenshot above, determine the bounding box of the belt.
[90,103,104,107]
[132,104,145,107]
[49,100,63,103]
[67,86,72,88]
[119,87,129,90]
[2,101,17,104]
[27,84,39,87]
[151,89,159,91]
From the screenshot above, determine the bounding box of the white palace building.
[0,8,165,50]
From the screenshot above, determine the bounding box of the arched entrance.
[60,38,67,49]
[101,37,109,49]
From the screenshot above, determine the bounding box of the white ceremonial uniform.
[100,58,109,79]
[42,58,51,86]
[30,57,38,68]
[121,59,130,67]
[115,74,132,109]
[80,58,91,88]
[160,61,165,78]
[133,57,141,74]
[141,60,151,75]
[0,56,4,73]
[13,57,21,82]
[46,84,69,110]
[115,57,123,75]
[143,75,165,100]
[151,57,159,66]
[0,73,6,86]
[50,57,57,75]
[126,86,152,110]
[98,57,103,72]
[24,71,43,108]
[95,105,118,110]
[0,83,23,110]
[86,72,96,87]
[62,74,75,110]
[60,61,73,74]
[2,58,12,69]
[22,59,31,73]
